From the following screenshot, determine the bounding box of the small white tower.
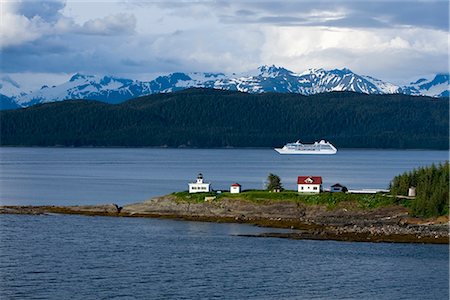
[408,187,416,197]
[189,173,211,193]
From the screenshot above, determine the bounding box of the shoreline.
[0,146,448,151]
[1,196,448,244]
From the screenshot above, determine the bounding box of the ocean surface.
[0,148,449,299]
[0,147,448,206]
[0,214,448,299]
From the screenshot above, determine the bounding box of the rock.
[1,196,448,244]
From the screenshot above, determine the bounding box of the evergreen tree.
[391,161,449,217]
[1,89,448,149]
[266,173,283,191]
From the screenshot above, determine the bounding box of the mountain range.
[1,65,448,108]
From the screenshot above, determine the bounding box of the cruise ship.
[274,140,337,155]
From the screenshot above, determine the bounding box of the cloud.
[209,1,449,30]
[16,0,65,22]
[0,2,52,48]
[1,0,448,87]
[1,75,21,88]
[0,1,136,49]
[80,13,136,35]
[258,25,448,81]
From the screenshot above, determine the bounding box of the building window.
[313,187,317,190]
[301,186,304,190]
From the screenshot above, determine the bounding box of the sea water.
[0,214,448,299]
[0,148,448,299]
[0,147,447,206]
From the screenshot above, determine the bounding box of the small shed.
[408,187,416,197]
[330,183,347,193]
[230,183,241,194]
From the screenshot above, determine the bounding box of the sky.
[1,0,449,90]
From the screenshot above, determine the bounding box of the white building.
[188,173,211,193]
[230,183,241,194]
[297,176,322,193]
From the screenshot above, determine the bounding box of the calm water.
[0,147,448,206]
[0,148,449,299]
[0,214,448,299]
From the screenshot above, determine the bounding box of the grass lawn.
[171,190,410,209]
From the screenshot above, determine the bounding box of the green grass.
[171,190,407,209]
[171,191,219,203]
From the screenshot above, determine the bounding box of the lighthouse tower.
[189,173,211,193]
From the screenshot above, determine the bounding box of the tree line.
[390,161,449,217]
[1,88,448,149]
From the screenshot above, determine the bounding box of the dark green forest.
[0,88,448,149]
[390,162,449,217]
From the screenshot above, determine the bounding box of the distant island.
[1,89,448,149]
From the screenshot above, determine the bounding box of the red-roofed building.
[297,176,323,193]
[230,183,241,194]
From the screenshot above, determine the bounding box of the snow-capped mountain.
[2,66,449,108]
[11,72,228,107]
[132,65,406,95]
[13,74,154,107]
[0,75,28,98]
[156,66,403,95]
[401,74,449,98]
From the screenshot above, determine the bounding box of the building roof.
[297,176,323,184]
[331,183,345,187]
[231,183,241,187]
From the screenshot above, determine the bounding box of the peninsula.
[2,190,448,244]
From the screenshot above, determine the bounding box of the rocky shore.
[1,195,448,244]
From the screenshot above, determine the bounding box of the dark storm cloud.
[2,36,70,56]
[2,0,137,73]
[17,0,65,22]
[342,1,448,30]
[386,1,449,30]
[216,0,448,30]
[2,30,176,75]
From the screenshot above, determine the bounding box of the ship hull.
[274,148,337,155]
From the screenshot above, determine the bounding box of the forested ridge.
[1,88,448,149]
